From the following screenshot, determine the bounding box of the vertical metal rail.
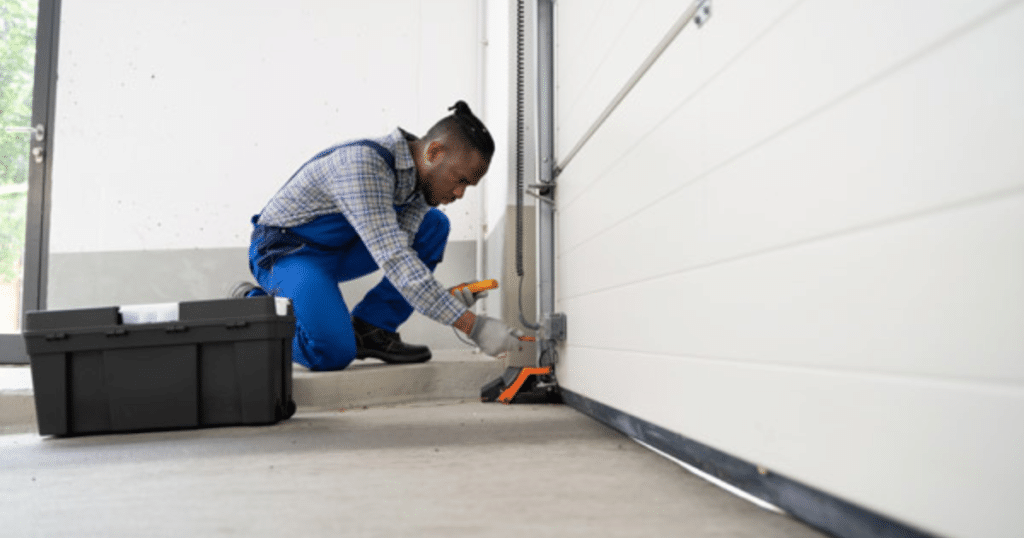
[515,0,539,332]
[535,0,559,367]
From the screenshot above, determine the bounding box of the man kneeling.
[237,101,522,371]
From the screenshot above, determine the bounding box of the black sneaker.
[352,316,432,364]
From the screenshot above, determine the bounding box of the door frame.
[1,0,61,364]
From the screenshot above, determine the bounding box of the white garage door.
[553,2,1024,537]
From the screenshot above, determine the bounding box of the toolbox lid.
[178,296,291,320]
[24,296,293,332]
[23,306,120,331]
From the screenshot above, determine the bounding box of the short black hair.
[425,100,495,160]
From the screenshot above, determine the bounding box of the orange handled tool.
[451,280,535,341]
[451,279,499,295]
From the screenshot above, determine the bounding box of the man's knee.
[416,209,450,265]
[297,324,357,372]
[422,208,450,242]
[288,291,359,371]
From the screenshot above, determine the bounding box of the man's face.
[418,141,489,207]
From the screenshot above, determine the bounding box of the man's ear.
[426,140,445,164]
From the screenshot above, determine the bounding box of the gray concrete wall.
[496,205,537,367]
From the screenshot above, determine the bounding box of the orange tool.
[451,280,536,341]
[451,279,498,295]
[481,365,561,404]
[497,366,552,404]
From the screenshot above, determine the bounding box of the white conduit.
[555,0,708,176]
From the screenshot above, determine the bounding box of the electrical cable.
[452,326,476,348]
[515,0,526,279]
[516,0,540,331]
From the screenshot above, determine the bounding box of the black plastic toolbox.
[22,296,296,436]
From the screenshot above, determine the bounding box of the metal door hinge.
[4,124,46,162]
[4,123,45,142]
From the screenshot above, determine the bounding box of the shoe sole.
[355,348,433,364]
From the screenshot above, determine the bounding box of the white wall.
[51,0,482,255]
[480,0,536,328]
[483,0,512,235]
[45,0,503,353]
[553,1,1024,537]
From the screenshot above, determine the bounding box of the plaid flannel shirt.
[257,128,468,326]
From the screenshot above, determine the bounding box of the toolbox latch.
[165,324,189,334]
[105,328,129,337]
[225,320,249,330]
[44,332,68,341]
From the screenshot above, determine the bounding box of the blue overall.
[247,141,450,371]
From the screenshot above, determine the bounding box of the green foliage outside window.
[0,0,37,282]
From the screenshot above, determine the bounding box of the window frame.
[0,0,61,364]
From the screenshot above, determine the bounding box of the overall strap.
[287,139,397,183]
[251,140,401,270]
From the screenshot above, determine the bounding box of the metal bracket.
[526,182,555,195]
[544,312,567,342]
[694,0,712,28]
[536,313,566,368]
[525,190,555,205]
[525,182,556,205]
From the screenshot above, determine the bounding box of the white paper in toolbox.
[274,297,291,316]
[118,298,291,324]
[119,302,180,324]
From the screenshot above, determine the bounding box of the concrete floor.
[0,400,829,538]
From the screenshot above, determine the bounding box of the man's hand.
[451,282,489,308]
[468,315,525,357]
